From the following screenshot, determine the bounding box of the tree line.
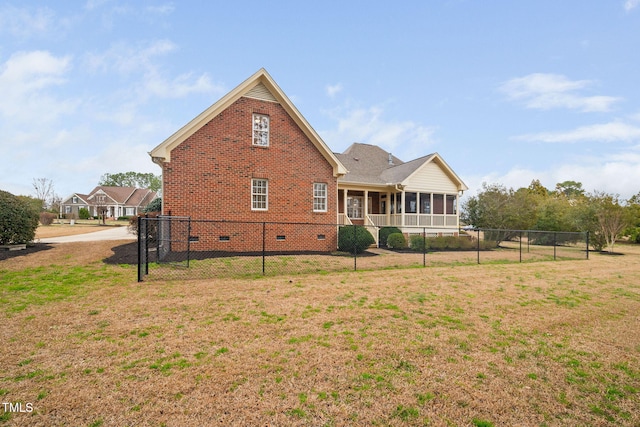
[461,180,640,253]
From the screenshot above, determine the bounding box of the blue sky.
[1,1,640,203]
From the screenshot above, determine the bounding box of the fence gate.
[138,216,191,281]
[157,215,191,266]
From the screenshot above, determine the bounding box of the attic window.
[253,114,269,146]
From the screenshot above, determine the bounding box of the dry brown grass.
[35,224,107,239]
[1,242,639,426]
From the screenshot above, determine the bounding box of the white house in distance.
[336,143,468,235]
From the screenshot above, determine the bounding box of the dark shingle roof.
[336,143,434,185]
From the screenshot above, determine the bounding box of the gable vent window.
[253,114,270,146]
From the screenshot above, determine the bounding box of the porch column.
[416,192,421,225]
[364,190,369,221]
[343,189,348,222]
[430,193,434,224]
[456,192,461,227]
[386,190,391,225]
[401,190,405,227]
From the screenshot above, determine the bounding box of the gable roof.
[86,186,157,206]
[149,68,347,177]
[62,193,90,205]
[336,143,468,192]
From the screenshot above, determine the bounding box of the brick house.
[150,68,468,252]
[149,68,347,252]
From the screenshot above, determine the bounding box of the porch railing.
[364,215,380,247]
[338,213,353,225]
[367,213,459,228]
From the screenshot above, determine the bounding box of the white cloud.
[0,50,76,121]
[514,121,640,143]
[0,5,56,38]
[322,104,437,160]
[624,0,640,11]
[84,40,177,75]
[500,73,621,112]
[325,83,343,98]
[463,149,640,200]
[147,3,175,15]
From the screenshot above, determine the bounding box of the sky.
[1,1,640,204]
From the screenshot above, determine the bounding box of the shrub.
[0,190,39,245]
[128,212,159,237]
[39,212,56,226]
[379,226,402,247]
[387,233,407,249]
[409,234,426,252]
[426,236,480,251]
[144,198,162,213]
[79,208,90,220]
[338,225,375,254]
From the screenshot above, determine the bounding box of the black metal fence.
[137,217,589,282]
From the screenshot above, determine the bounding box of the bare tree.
[32,178,56,210]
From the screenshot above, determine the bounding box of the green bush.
[379,226,402,247]
[39,212,56,226]
[338,225,375,254]
[426,236,481,251]
[387,232,407,249]
[144,198,162,213]
[409,234,426,252]
[0,190,39,245]
[79,208,90,220]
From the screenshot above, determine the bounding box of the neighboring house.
[60,193,90,218]
[149,68,467,251]
[336,143,468,235]
[60,186,157,219]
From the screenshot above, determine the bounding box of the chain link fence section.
[473,229,589,264]
[137,218,589,282]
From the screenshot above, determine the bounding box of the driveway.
[38,226,136,243]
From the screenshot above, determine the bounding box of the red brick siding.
[161,97,338,251]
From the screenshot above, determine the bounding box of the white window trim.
[252,113,270,147]
[313,183,327,212]
[251,179,268,211]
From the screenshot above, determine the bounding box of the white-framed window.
[313,183,327,212]
[347,196,364,219]
[72,196,78,203]
[252,114,270,146]
[65,206,72,214]
[251,179,268,210]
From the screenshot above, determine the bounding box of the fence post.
[476,228,480,264]
[137,215,142,282]
[187,217,191,268]
[423,227,427,267]
[262,222,266,275]
[586,231,590,260]
[553,232,557,260]
[144,214,149,275]
[519,231,522,263]
[353,225,357,271]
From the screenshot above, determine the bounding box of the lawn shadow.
[0,243,55,261]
